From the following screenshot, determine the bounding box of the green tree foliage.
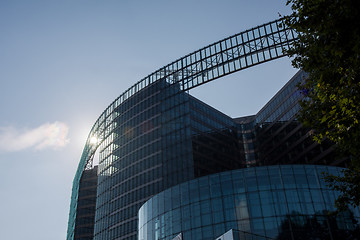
[285,0,360,210]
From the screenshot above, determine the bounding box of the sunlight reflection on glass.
[90,136,98,145]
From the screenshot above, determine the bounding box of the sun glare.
[90,136,98,145]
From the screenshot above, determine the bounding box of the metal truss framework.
[67,18,298,239]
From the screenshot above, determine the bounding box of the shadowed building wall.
[74,166,98,240]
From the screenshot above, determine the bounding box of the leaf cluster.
[324,166,360,211]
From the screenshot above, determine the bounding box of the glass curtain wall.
[94,80,194,240]
[138,165,360,240]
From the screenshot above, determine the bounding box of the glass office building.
[67,19,358,240]
[93,80,192,239]
[93,79,247,239]
[138,165,360,240]
[68,69,358,240]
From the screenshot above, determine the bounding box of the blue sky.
[0,1,297,239]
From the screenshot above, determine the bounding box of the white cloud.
[0,122,70,152]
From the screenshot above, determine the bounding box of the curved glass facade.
[138,165,360,240]
[67,18,354,240]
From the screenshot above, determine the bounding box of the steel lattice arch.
[67,18,298,240]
